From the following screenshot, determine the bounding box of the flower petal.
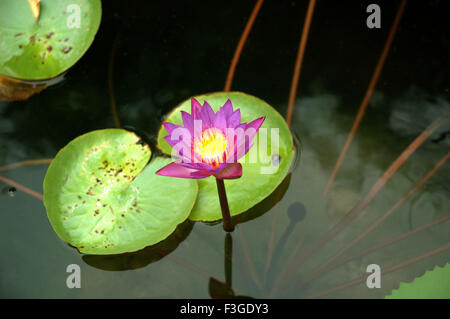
[236,141,254,160]
[222,99,234,118]
[189,169,214,179]
[181,111,194,135]
[201,101,215,128]
[247,116,265,132]
[164,133,192,154]
[213,163,242,179]
[228,109,241,128]
[214,107,227,130]
[180,160,216,172]
[235,116,265,145]
[156,162,211,179]
[191,98,203,120]
[230,123,254,159]
[163,134,178,148]
[163,122,182,135]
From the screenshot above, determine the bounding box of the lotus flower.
[156,98,265,180]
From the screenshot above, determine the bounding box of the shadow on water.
[234,173,292,225]
[264,201,307,289]
[82,219,194,271]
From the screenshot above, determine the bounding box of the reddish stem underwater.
[294,150,450,290]
[0,175,43,201]
[287,116,447,277]
[305,239,450,299]
[285,0,317,128]
[323,0,408,197]
[224,0,264,92]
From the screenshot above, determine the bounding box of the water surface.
[1,0,449,298]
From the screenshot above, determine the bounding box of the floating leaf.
[385,263,450,298]
[157,92,295,221]
[0,0,102,80]
[43,129,198,255]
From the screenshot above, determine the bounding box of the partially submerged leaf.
[157,92,295,221]
[0,73,63,101]
[43,129,198,254]
[385,263,450,298]
[0,0,102,80]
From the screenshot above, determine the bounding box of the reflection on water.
[209,233,253,299]
[1,91,449,299]
[390,87,450,147]
[82,220,194,271]
[0,1,449,298]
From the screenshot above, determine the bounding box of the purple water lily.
[156,97,265,232]
[156,98,265,180]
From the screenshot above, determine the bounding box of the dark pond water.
[1,0,449,298]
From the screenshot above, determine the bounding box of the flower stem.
[225,233,233,286]
[215,178,234,232]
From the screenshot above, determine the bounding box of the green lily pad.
[157,92,295,221]
[0,0,101,80]
[385,263,450,298]
[43,129,198,255]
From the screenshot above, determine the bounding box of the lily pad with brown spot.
[43,129,198,255]
[0,0,101,80]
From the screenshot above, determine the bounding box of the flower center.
[194,128,227,168]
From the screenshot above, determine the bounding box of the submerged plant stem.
[0,175,42,201]
[286,0,316,127]
[305,238,450,299]
[288,115,447,275]
[224,0,264,92]
[216,178,234,232]
[299,150,450,288]
[0,158,52,173]
[323,0,407,197]
[225,233,233,286]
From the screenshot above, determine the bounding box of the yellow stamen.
[194,128,227,168]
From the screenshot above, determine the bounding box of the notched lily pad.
[157,92,295,221]
[0,0,102,80]
[43,129,198,255]
[386,263,450,298]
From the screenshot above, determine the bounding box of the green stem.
[215,178,234,232]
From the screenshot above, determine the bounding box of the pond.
[0,0,449,298]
